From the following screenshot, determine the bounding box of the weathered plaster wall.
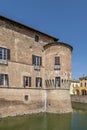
[0,88,72,117]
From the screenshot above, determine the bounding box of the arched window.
[81,89,86,96]
[85,82,86,87]
[75,89,80,95]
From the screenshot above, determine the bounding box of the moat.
[0,110,87,130]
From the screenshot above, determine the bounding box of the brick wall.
[0,17,73,117]
[0,88,72,117]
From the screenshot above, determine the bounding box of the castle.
[0,16,73,117]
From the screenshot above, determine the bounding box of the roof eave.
[0,15,58,41]
[44,42,73,51]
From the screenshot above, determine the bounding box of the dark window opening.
[62,79,63,83]
[35,35,39,42]
[82,90,86,96]
[85,82,87,87]
[55,77,61,87]
[24,95,29,101]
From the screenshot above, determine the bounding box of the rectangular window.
[54,56,60,70]
[32,55,42,70]
[35,35,39,42]
[23,76,31,88]
[0,74,9,87]
[36,77,42,87]
[0,47,10,65]
[55,77,61,87]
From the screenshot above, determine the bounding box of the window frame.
[23,76,31,88]
[36,77,42,88]
[0,74,9,87]
[0,47,10,65]
[35,35,39,42]
[32,55,42,70]
[54,56,61,70]
[55,77,61,87]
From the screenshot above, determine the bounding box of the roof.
[44,42,73,51]
[79,76,87,80]
[0,15,58,41]
[70,80,80,83]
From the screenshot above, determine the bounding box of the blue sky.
[0,0,87,79]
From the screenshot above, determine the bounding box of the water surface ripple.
[0,110,87,130]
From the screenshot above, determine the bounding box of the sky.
[0,0,87,79]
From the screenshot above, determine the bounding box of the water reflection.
[47,113,71,130]
[0,111,87,130]
[71,110,87,130]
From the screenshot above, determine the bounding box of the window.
[24,95,29,101]
[85,82,87,87]
[82,90,86,96]
[55,77,61,87]
[0,47,10,65]
[0,74,9,86]
[23,76,31,88]
[54,56,60,70]
[35,35,39,42]
[32,55,42,70]
[36,77,42,87]
[85,82,86,87]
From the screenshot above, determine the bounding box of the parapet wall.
[0,88,72,117]
[71,95,87,103]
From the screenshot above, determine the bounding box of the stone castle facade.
[0,16,73,117]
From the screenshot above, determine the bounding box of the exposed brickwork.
[0,16,73,117]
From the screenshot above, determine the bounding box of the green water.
[0,111,87,130]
